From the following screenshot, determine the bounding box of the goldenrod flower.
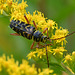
[27,46,52,59]
[0,4,7,14]
[72,51,75,62]
[0,54,55,75]
[38,68,53,75]
[72,51,75,57]
[27,51,36,60]
[19,60,37,75]
[7,0,13,6]
[52,47,67,55]
[0,54,37,75]
[36,48,46,58]
[0,0,28,15]
[32,11,46,28]
[64,54,72,63]
[51,28,69,46]
[0,0,13,14]
[0,0,6,4]
[46,19,58,30]
[36,46,52,59]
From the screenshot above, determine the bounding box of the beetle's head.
[41,36,52,43]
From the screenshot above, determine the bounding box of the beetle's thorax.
[33,30,47,43]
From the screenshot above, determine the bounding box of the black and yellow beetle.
[10,16,52,49]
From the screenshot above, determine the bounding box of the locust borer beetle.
[10,16,53,49]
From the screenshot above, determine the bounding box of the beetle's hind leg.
[10,33,20,36]
[24,16,30,24]
[33,21,38,30]
[31,41,35,49]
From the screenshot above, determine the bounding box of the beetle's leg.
[24,16,29,24]
[37,43,52,48]
[10,33,20,36]
[45,44,49,68]
[31,41,35,49]
[33,21,38,30]
[43,28,48,37]
[43,28,52,68]
[31,41,39,49]
[31,42,40,49]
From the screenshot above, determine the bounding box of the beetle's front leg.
[43,28,52,43]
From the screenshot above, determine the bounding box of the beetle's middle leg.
[43,27,52,43]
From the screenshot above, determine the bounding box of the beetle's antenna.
[45,43,49,68]
[47,37,52,42]
[51,31,75,40]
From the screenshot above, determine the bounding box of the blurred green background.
[0,0,75,66]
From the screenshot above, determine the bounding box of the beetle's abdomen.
[10,20,28,34]
[10,20,35,40]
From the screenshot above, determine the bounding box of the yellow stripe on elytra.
[15,24,18,27]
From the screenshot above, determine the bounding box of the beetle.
[10,16,53,49]
[10,16,75,68]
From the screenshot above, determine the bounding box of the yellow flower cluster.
[0,0,28,15]
[27,46,67,60]
[64,54,72,63]
[38,68,54,75]
[10,0,28,21]
[62,51,75,74]
[72,51,75,61]
[0,54,54,75]
[0,0,6,4]
[63,51,75,63]
[26,11,58,31]
[0,0,7,14]
[27,46,52,60]
[52,47,67,55]
[51,27,69,46]
[0,54,37,75]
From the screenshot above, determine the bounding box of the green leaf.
[62,63,75,75]
[49,62,65,75]
[50,62,65,71]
